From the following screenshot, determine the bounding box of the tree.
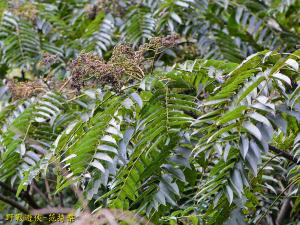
[0,0,299,224]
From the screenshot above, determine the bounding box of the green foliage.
[0,1,300,225]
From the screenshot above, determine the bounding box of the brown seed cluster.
[109,45,145,80]
[7,79,47,100]
[40,53,59,66]
[144,34,181,50]
[177,43,198,61]
[85,4,98,20]
[8,35,180,99]
[84,0,128,19]
[10,2,38,21]
[68,53,125,92]
[161,34,181,47]
[67,35,180,93]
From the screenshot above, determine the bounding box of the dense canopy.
[0,0,299,224]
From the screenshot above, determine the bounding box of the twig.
[276,197,292,225]
[31,182,48,202]
[255,176,300,224]
[250,154,279,184]
[59,77,72,93]
[66,93,87,102]
[23,122,31,142]
[45,178,52,201]
[150,49,158,73]
[269,145,300,165]
[0,181,39,209]
[0,193,29,214]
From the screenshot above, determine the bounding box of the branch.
[23,188,39,209]
[269,145,300,165]
[276,198,292,225]
[31,182,48,203]
[0,193,29,214]
[256,176,300,224]
[59,76,72,93]
[0,181,39,209]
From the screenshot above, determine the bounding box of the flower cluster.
[67,35,180,93]
[40,53,59,66]
[161,34,181,48]
[84,0,127,19]
[7,79,47,100]
[68,53,124,92]
[8,35,181,99]
[10,2,38,21]
[144,34,180,50]
[109,45,145,80]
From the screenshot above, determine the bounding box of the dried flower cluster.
[178,43,198,61]
[40,53,59,66]
[84,0,127,19]
[84,4,99,20]
[10,2,38,21]
[109,45,145,80]
[7,35,180,99]
[143,34,180,51]
[68,53,125,92]
[68,34,180,93]
[7,79,47,100]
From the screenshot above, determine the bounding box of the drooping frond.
[0,12,41,68]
